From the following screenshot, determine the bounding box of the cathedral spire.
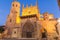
[36,0,40,13]
[30,4,32,7]
[22,4,24,8]
[26,4,28,8]
[22,4,24,9]
[36,0,38,7]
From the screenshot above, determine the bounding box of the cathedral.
[0,0,59,40]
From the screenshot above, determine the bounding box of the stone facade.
[0,0,59,40]
[5,1,42,39]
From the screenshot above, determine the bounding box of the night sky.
[0,0,60,25]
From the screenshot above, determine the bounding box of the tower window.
[14,11,17,13]
[13,4,14,7]
[16,5,17,7]
[14,31,16,34]
[10,19,12,22]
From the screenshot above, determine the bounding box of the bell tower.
[6,0,22,38]
[11,0,21,23]
[6,0,21,27]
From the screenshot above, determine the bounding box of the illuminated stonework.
[40,12,57,33]
[0,0,59,40]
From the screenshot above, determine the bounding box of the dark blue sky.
[0,0,60,25]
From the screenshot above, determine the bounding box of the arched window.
[10,19,12,22]
[16,4,17,7]
[12,4,14,7]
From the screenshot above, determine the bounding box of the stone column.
[36,21,42,40]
